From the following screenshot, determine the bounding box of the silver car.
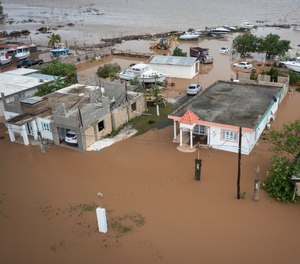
[233,61,253,69]
[65,130,78,145]
[186,83,202,95]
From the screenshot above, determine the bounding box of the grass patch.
[109,212,145,237]
[128,103,174,136]
[69,203,98,214]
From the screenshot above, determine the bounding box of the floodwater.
[2,0,300,45]
[1,1,300,263]
[0,91,300,264]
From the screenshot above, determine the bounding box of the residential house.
[148,55,200,79]
[168,75,289,155]
[4,83,146,151]
[0,68,56,118]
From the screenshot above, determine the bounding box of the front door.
[193,124,208,145]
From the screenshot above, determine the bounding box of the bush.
[40,60,77,84]
[289,71,300,86]
[172,47,187,57]
[262,158,298,202]
[96,63,121,79]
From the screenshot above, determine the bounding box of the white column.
[179,128,183,146]
[32,120,38,140]
[21,124,29,145]
[190,129,193,149]
[206,127,210,145]
[7,125,16,142]
[173,121,177,140]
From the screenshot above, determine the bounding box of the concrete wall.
[36,117,53,140]
[149,63,198,79]
[0,87,40,117]
[111,93,146,130]
[208,125,253,155]
[83,114,113,149]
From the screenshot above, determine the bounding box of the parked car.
[219,46,230,54]
[17,58,44,68]
[233,61,253,69]
[65,130,78,145]
[186,83,202,95]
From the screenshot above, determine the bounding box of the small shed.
[148,55,199,79]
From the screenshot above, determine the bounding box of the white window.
[222,129,238,141]
[41,122,51,132]
[194,125,206,135]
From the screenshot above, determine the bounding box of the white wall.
[36,117,53,140]
[208,125,253,155]
[150,64,197,79]
[4,111,19,120]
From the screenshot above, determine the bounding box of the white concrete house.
[0,69,56,118]
[148,55,200,79]
[168,78,289,155]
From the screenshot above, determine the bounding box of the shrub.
[96,63,121,79]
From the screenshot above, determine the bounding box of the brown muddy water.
[1,4,300,262]
[0,91,300,264]
[1,34,300,263]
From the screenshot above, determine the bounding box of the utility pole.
[195,142,201,181]
[254,166,260,201]
[125,82,128,102]
[237,127,242,199]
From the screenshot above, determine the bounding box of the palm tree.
[47,33,61,48]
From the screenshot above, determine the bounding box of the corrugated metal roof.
[149,55,197,66]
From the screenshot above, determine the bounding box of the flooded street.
[1,1,300,263]
[1,90,300,264]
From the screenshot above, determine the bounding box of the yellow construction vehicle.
[150,36,178,50]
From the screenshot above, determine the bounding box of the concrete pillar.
[21,124,29,145]
[7,125,16,142]
[190,129,193,149]
[179,128,183,146]
[173,121,177,140]
[32,120,38,140]
[206,127,210,145]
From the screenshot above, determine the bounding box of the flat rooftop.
[0,71,54,97]
[149,55,197,66]
[176,81,282,129]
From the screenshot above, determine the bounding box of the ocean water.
[2,0,300,44]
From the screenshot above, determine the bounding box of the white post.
[7,125,16,142]
[32,120,38,140]
[206,127,210,145]
[96,207,108,233]
[179,128,183,146]
[21,124,30,145]
[173,121,177,140]
[190,129,193,149]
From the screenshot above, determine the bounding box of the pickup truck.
[17,59,44,68]
[190,47,214,64]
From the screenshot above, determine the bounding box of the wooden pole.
[237,126,242,199]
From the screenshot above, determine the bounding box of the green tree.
[262,120,300,202]
[47,33,61,48]
[232,33,260,56]
[96,63,121,80]
[40,60,77,85]
[172,47,187,57]
[259,34,290,59]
